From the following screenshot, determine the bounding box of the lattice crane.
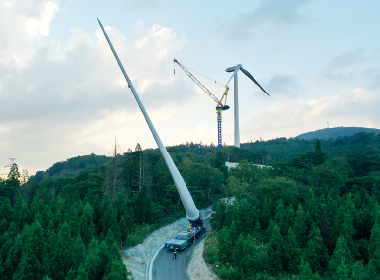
[173,58,229,150]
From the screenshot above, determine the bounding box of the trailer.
[165,225,206,251]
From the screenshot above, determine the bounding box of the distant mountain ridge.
[296,126,380,140]
[27,127,380,185]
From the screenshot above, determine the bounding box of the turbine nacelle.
[226,64,269,96]
[225,64,241,72]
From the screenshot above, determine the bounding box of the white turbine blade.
[240,67,270,96]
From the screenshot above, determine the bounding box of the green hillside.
[28,153,109,185]
[1,132,380,279]
[296,126,380,140]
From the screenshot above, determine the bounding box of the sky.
[1,0,380,176]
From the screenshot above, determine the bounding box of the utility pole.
[2,158,16,177]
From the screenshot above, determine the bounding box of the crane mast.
[173,58,229,150]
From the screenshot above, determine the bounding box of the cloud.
[266,74,299,97]
[240,87,380,141]
[0,0,59,68]
[326,48,366,70]
[0,7,191,174]
[322,48,380,88]
[246,0,310,27]
[209,0,312,46]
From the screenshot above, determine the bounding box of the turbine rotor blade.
[240,67,270,96]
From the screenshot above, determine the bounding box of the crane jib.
[173,58,225,107]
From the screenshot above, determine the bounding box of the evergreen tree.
[293,204,308,247]
[2,256,15,280]
[7,163,21,188]
[298,258,322,280]
[260,198,272,230]
[333,258,352,280]
[267,224,284,274]
[103,259,128,280]
[100,196,118,236]
[49,222,79,279]
[313,139,327,165]
[79,202,95,246]
[284,226,301,273]
[14,222,47,280]
[217,226,233,264]
[133,186,152,225]
[329,236,353,275]
[74,264,89,280]
[369,222,380,271]
[306,224,328,273]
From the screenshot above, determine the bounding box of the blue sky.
[1,0,379,176]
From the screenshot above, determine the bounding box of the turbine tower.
[225,64,269,148]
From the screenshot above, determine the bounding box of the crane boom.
[174,59,224,107]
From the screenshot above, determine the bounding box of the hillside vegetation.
[205,140,380,279]
[0,131,379,279]
[296,126,380,140]
[0,144,227,279]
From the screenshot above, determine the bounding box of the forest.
[0,142,226,279]
[205,139,380,279]
[0,131,379,279]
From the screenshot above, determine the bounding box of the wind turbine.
[225,64,269,148]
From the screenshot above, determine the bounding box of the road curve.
[151,218,211,280]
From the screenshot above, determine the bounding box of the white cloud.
[240,87,380,141]
[0,0,59,68]
[26,1,58,38]
[0,9,191,174]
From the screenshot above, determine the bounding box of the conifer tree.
[267,224,284,274]
[74,264,89,280]
[79,202,95,246]
[298,258,322,280]
[7,163,21,188]
[293,204,308,247]
[14,222,47,280]
[118,216,128,244]
[260,198,272,230]
[329,236,353,275]
[298,259,313,279]
[306,224,328,273]
[285,226,301,273]
[218,226,233,264]
[369,222,380,271]
[100,196,118,236]
[103,259,128,280]
[2,256,15,280]
[333,258,351,280]
[49,222,75,280]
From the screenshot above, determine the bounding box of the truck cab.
[165,231,193,251]
[164,224,206,251]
